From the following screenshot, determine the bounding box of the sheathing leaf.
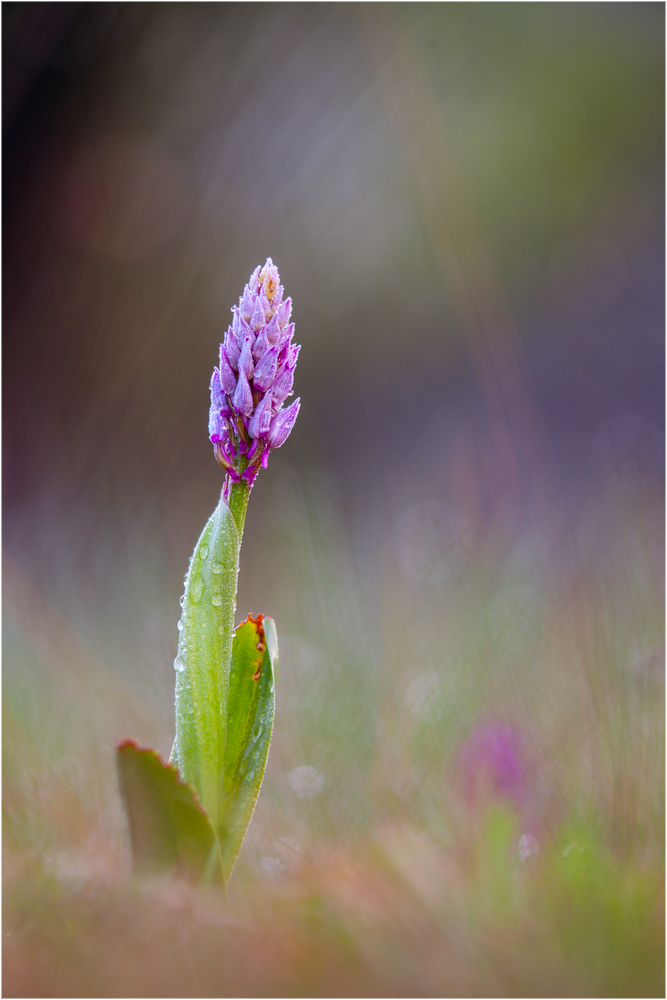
[120,489,278,885]
[219,615,278,880]
[170,494,240,828]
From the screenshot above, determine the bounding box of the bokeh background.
[3,3,664,997]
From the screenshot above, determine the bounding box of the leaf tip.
[238,613,270,680]
[116,741,207,810]
[239,611,265,637]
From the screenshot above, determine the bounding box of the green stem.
[228,478,251,537]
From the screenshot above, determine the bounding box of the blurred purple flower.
[209,258,300,485]
[458,721,529,811]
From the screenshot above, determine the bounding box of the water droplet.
[212,561,222,574]
[190,578,204,603]
[211,594,222,606]
[174,657,185,674]
[200,544,209,559]
[179,595,185,608]
[177,620,183,632]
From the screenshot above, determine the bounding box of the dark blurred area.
[3,5,664,997]
[4,2,663,533]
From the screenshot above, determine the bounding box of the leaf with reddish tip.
[116,741,222,883]
[218,615,278,881]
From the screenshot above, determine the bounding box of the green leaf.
[170,490,242,828]
[120,481,276,885]
[219,615,278,881]
[116,741,222,883]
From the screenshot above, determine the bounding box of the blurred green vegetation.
[4,462,664,996]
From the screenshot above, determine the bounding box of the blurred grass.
[4,462,664,997]
[3,3,664,997]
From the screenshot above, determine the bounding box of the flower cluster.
[209,259,300,486]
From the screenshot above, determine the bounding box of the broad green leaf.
[116,740,222,883]
[219,615,278,881]
[120,482,276,885]
[170,490,241,828]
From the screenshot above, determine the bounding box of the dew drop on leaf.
[211,594,222,606]
[174,657,185,673]
[190,577,204,603]
[200,544,209,559]
[212,562,222,574]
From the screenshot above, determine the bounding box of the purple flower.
[209,259,301,485]
[458,721,529,811]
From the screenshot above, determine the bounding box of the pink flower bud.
[267,398,300,449]
[253,346,279,392]
[232,367,253,417]
[238,336,255,380]
[248,392,273,439]
[250,297,265,332]
[218,349,237,394]
[276,297,292,329]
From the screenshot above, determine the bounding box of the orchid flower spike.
[209,259,300,486]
